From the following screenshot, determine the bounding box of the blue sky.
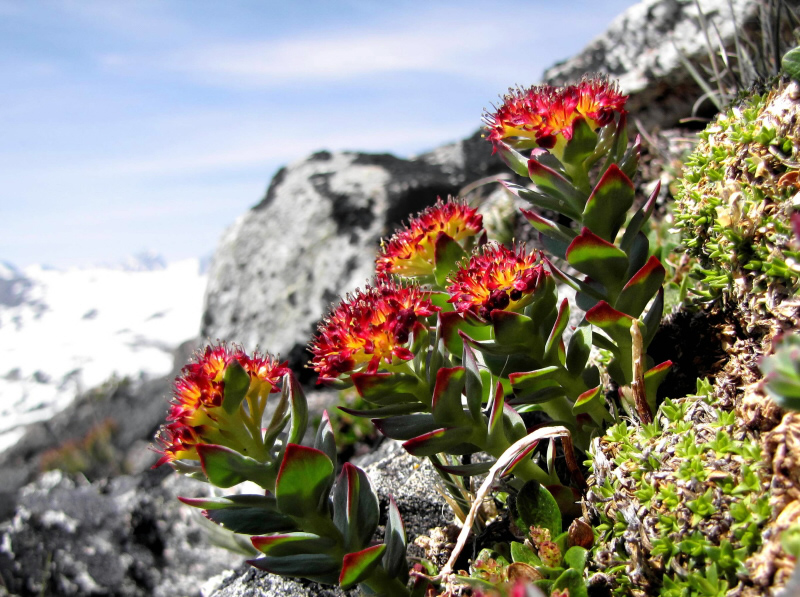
[0,0,639,269]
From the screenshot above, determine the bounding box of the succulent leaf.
[275,444,335,518]
[620,180,660,253]
[402,426,474,457]
[462,342,485,425]
[432,367,471,427]
[383,496,408,578]
[566,322,592,376]
[313,410,338,467]
[545,299,570,359]
[615,256,666,318]
[338,402,427,418]
[515,481,562,538]
[339,544,387,589]
[528,159,585,219]
[251,532,336,557]
[372,414,439,441]
[566,228,629,297]
[352,372,429,406]
[501,180,581,220]
[581,164,635,243]
[562,116,599,166]
[433,232,468,287]
[196,444,274,489]
[248,554,341,585]
[222,360,251,415]
[332,462,380,551]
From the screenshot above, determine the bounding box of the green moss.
[586,381,771,596]
[672,82,800,299]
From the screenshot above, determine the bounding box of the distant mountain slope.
[0,258,207,451]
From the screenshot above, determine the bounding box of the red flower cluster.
[376,198,483,277]
[154,344,287,467]
[447,244,544,321]
[310,278,439,382]
[484,77,627,151]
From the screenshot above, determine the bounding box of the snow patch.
[0,258,207,451]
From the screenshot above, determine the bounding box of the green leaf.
[520,208,577,252]
[585,302,637,385]
[313,410,338,467]
[383,496,408,578]
[248,554,341,585]
[196,444,273,489]
[515,481,562,539]
[338,402,427,418]
[501,180,581,221]
[581,164,634,242]
[563,546,588,572]
[624,231,650,282]
[283,370,309,446]
[275,444,335,518]
[562,116,598,165]
[332,462,379,552]
[487,381,506,449]
[462,342,484,425]
[352,372,428,405]
[566,228,629,297]
[339,544,387,589]
[548,485,583,521]
[491,310,545,358]
[509,366,561,392]
[642,287,665,348]
[566,322,592,376]
[439,311,492,358]
[617,135,641,180]
[620,180,659,253]
[552,568,588,597]
[572,385,607,424]
[644,361,673,413]
[402,426,474,457]
[502,403,529,444]
[182,495,296,535]
[783,45,800,80]
[222,360,250,415]
[528,159,585,219]
[615,256,666,318]
[251,532,336,557]
[545,298,569,360]
[372,414,438,441]
[510,541,541,566]
[432,367,471,427]
[496,142,531,177]
[434,233,467,287]
[205,507,296,535]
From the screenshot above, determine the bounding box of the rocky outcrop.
[543,0,763,130]
[0,440,449,597]
[200,136,504,380]
[0,469,241,597]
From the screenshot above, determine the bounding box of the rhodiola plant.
[153,345,411,596]
[155,76,677,597]
[483,77,672,419]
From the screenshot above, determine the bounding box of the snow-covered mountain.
[0,257,208,452]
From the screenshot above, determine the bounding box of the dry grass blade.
[435,425,576,580]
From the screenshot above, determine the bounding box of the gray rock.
[0,339,199,522]
[543,0,763,129]
[0,469,242,596]
[200,138,504,380]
